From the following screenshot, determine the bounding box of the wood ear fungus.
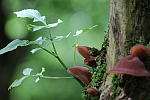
[67,66,92,86]
[77,46,92,59]
[130,44,150,57]
[84,57,97,68]
[109,55,150,76]
[86,87,99,96]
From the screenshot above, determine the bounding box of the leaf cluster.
[0,9,97,90]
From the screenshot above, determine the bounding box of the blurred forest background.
[0,0,109,100]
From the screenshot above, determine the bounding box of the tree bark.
[101,0,150,100]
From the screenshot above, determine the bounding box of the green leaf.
[30,48,41,54]
[82,28,90,33]
[73,25,98,37]
[35,36,46,45]
[35,77,40,83]
[66,32,71,38]
[23,68,33,75]
[53,32,71,42]
[47,19,63,28]
[36,67,45,77]
[0,39,28,55]
[72,44,78,48]
[41,67,45,73]
[8,76,27,90]
[53,36,65,42]
[26,24,46,31]
[73,29,89,37]
[14,9,46,25]
[73,30,83,36]
[30,36,47,54]
[89,25,98,29]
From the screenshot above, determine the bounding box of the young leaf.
[66,32,71,38]
[35,77,40,83]
[8,76,27,90]
[73,30,83,37]
[89,25,98,29]
[26,24,46,31]
[73,25,98,37]
[23,68,33,75]
[53,36,65,42]
[30,48,41,54]
[82,28,90,33]
[53,32,71,42]
[35,68,45,82]
[35,36,47,45]
[0,39,29,55]
[72,44,78,48]
[41,67,45,73]
[36,67,45,77]
[14,9,47,25]
[47,19,63,28]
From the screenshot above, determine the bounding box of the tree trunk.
[101,0,150,100]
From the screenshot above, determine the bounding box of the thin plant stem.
[30,74,84,87]
[30,74,74,79]
[74,47,76,66]
[55,56,68,70]
[35,44,56,57]
[41,76,73,79]
[36,42,85,87]
[74,77,85,87]
[36,29,84,87]
[36,44,68,70]
[48,29,57,55]
[45,28,68,70]
[73,36,79,66]
[73,49,76,66]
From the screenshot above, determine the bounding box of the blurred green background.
[1,0,109,100]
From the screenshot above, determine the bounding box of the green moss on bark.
[111,75,121,99]
[81,34,109,100]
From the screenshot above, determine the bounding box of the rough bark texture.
[102,0,150,100]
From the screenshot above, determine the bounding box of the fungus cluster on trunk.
[109,44,150,76]
[67,46,104,96]
[108,44,150,99]
[77,46,98,68]
[67,44,150,98]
